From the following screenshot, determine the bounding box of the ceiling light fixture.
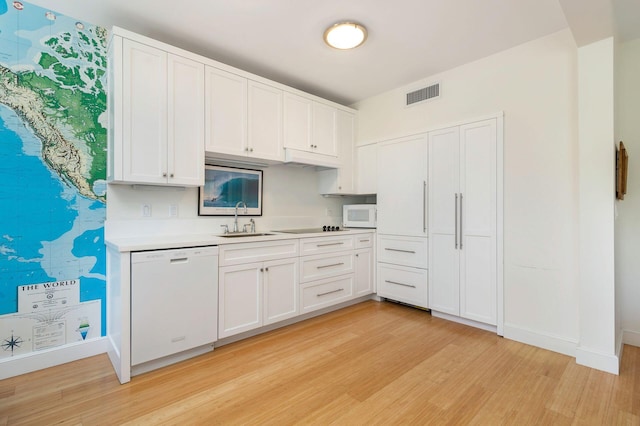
[323,22,368,50]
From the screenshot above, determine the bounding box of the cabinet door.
[205,67,247,155]
[167,54,204,186]
[248,81,283,161]
[428,126,461,316]
[263,258,298,325]
[354,248,374,297]
[356,143,377,194]
[218,263,262,338]
[121,39,167,184]
[459,119,497,325]
[312,102,337,156]
[283,92,312,151]
[316,110,355,194]
[377,134,428,236]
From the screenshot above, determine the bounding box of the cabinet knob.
[170,173,174,178]
[260,268,264,272]
[249,147,254,152]
[245,147,249,152]
[265,267,269,272]
[162,172,167,177]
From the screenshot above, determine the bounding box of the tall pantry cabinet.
[428,118,501,328]
[376,134,429,309]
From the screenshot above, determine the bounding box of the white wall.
[576,38,618,374]
[615,38,640,347]
[353,30,581,354]
[106,163,362,238]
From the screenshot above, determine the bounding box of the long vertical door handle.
[459,193,463,249]
[423,181,427,234]
[455,193,458,249]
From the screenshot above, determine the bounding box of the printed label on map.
[18,280,80,313]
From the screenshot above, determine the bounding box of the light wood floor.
[1,300,639,425]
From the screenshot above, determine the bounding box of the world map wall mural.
[0,0,106,358]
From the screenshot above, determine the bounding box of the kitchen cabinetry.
[218,240,299,338]
[376,235,428,308]
[204,67,247,156]
[130,246,218,369]
[284,93,338,157]
[317,110,355,194]
[299,234,355,313]
[428,119,499,326]
[356,143,377,194]
[376,135,428,308]
[108,37,204,186]
[354,233,375,297]
[205,67,284,162]
[376,134,428,236]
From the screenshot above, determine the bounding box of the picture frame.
[198,165,263,216]
[616,141,628,201]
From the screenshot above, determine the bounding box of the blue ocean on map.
[0,106,106,334]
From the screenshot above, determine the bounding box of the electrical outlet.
[169,204,178,218]
[142,204,151,217]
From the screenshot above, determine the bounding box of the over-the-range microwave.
[343,204,377,228]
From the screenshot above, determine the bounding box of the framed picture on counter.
[199,165,263,216]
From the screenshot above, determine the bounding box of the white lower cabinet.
[219,257,298,338]
[354,233,375,297]
[376,234,428,309]
[377,263,428,309]
[300,275,354,313]
[218,232,376,339]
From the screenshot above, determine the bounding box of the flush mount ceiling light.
[323,22,368,50]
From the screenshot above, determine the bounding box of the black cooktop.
[276,226,345,234]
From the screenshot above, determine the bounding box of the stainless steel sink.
[219,232,276,238]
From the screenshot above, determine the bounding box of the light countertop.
[106,228,375,252]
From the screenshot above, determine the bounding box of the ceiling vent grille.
[406,83,440,106]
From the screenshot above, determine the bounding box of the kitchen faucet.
[234,201,247,232]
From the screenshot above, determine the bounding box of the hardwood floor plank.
[1,301,638,425]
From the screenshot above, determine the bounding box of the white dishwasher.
[131,246,218,373]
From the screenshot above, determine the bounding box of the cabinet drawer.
[354,233,374,249]
[377,263,428,309]
[300,275,354,313]
[300,235,354,255]
[377,235,428,268]
[219,239,298,266]
[300,251,353,283]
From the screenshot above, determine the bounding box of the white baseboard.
[623,329,640,347]
[503,323,577,357]
[576,346,619,375]
[0,337,108,380]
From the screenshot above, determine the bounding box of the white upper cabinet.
[317,109,355,194]
[205,67,247,156]
[356,143,377,194]
[109,36,204,186]
[312,102,338,157]
[247,81,284,161]
[283,93,313,152]
[168,55,205,186]
[284,93,339,157]
[376,134,428,237]
[205,69,284,162]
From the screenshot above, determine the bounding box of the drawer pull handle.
[384,248,416,254]
[385,280,417,289]
[317,242,345,247]
[317,288,344,297]
[317,262,345,269]
[170,258,189,264]
[359,239,370,243]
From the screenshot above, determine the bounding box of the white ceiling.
[26,0,640,106]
